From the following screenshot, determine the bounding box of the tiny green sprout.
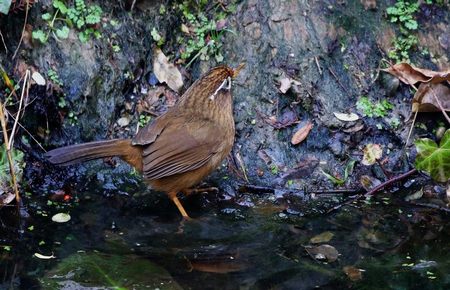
[270,164,279,175]
[39,240,46,246]
[28,225,34,231]
[3,246,11,251]
[151,28,165,46]
[139,114,152,128]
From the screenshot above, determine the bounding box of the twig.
[327,67,350,96]
[12,0,30,59]
[0,28,7,53]
[0,102,21,207]
[8,70,30,149]
[6,110,46,152]
[327,168,418,214]
[430,86,450,125]
[409,201,450,213]
[314,56,322,75]
[364,169,417,196]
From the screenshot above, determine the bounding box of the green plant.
[32,0,102,44]
[270,164,279,175]
[138,114,152,128]
[356,96,393,118]
[321,159,356,186]
[386,1,419,62]
[151,28,165,46]
[415,129,449,182]
[176,0,236,67]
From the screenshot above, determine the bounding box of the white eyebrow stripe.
[209,77,231,101]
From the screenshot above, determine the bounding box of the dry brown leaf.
[360,175,382,191]
[362,144,382,166]
[291,121,313,145]
[153,48,183,92]
[382,63,450,85]
[305,244,339,262]
[278,76,301,94]
[412,82,450,112]
[310,231,334,244]
[343,266,364,281]
[333,112,360,122]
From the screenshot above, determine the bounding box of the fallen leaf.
[305,244,339,262]
[360,175,382,191]
[181,23,190,34]
[31,71,46,86]
[116,116,131,127]
[291,121,313,145]
[362,144,382,166]
[278,76,301,94]
[404,188,424,201]
[412,82,450,112]
[343,266,364,281]
[310,231,334,244]
[0,0,11,15]
[153,48,183,92]
[382,63,450,85]
[415,129,450,182]
[51,213,71,223]
[0,192,15,205]
[333,112,360,122]
[34,252,56,259]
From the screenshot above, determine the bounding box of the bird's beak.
[232,63,246,78]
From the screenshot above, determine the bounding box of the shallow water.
[1,175,449,290]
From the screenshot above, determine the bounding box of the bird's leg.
[182,187,219,196]
[168,191,190,219]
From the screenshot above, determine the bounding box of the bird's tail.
[45,139,142,171]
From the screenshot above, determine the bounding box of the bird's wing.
[140,119,223,180]
[131,113,169,146]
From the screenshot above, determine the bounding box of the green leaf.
[405,19,418,30]
[42,13,52,21]
[32,30,48,43]
[56,26,70,39]
[0,0,12,15]
[415,129,450,182]
[53,0,68,14]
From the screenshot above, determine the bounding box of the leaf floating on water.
[153,48,183,92]
[51,213,71,223]
[343,266,364,281]
[415,129,450,182]
[362,144,382,166]
[305,244,339,262]
[310,231,334,244]
[291,121,313,145]
[34,252,56,259]
[333,112,360,122]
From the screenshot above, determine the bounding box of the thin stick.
[327,169,418,214]
[0,28,7,53]
[430,86,450,125]
[6,110,46,152]
[314,56,322,75]
[327,67,350,96]
[8,70,30,149]
[12,0,30,59]
[0,102,21,207]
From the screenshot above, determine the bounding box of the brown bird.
[46,64,244,218]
